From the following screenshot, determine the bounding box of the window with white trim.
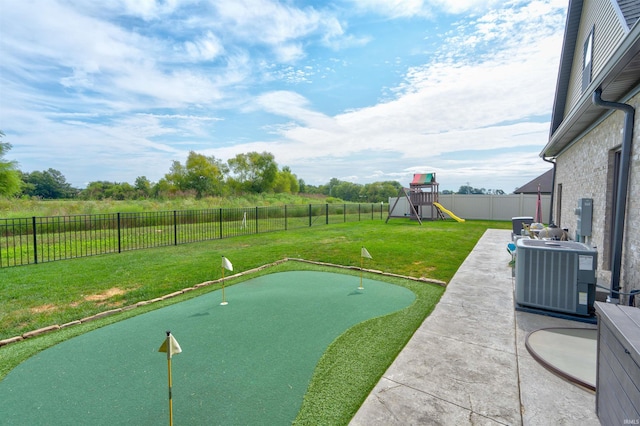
[582,27,594,91]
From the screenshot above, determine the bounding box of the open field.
[0,219,511,424]
[0,194,331,219]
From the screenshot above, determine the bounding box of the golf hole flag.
[158,331,181,426]
[220,256,233,305]
[359,247,372,290]
[361,247,372,259]
[158,331,182,358]
[222,256,233,271]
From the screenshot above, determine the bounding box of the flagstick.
[359,255,364,290]
[220,263,228,305]
[165,331,174,426]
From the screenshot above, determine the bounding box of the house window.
[582,27,594,91]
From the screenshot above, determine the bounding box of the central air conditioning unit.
[515,239,597,316]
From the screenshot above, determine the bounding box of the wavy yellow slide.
[433,202,465,222]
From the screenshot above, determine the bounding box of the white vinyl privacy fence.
[388,193,552,223]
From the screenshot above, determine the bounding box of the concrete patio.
[351,228,600,425]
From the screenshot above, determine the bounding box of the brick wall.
[555,91,640,301]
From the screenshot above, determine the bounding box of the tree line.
[1,132,405,202]
[1,131,503,202]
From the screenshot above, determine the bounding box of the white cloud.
[350,0,504,18]
[430,0,502,15]
[113,66,224,106]
[252,91,340,129]
[353,0,432,18]
[245,26,561,162]
[212,0,344,52]
[1,1,144,75]
[265,65,315,84]
[185,32,224,62]
[2,0,567,191]
[108,0,182,20]
[273,43,306,63]
[219,0,566,190]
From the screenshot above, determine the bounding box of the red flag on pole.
[535,184,543,223]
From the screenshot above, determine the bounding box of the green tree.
[164,160,187,193]
[0,131,22,197]
[105,182,136,200]
[184,151,228,198]
[80,181,138,200]
[333,181,362,201]
[273,166,300,194]
[361,181,402,202]
[227,151,278,194]
[80,181,113,200]
[163,152,228,198]
[457,185,472,194]
[134,176,152,198]
[298,178,307,193]
[21,168,76,199]
[322,178,342,197]
[151,178,175,198]
[457,185,488,195]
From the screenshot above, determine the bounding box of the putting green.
[0,271,415,425]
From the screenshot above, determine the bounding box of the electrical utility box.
[515,239,597,316]
[575,198,593,241]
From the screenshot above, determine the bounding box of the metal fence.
[0,203,385,268]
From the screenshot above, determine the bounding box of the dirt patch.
[413,263,437,280]
[30,304,58,314]
[84,287,126,302]
[319,236,347,244]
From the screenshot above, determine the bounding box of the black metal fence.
[0,203,385,268]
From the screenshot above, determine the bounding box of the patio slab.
[350,229,600,426]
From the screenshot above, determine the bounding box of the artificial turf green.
[0,271,415,425]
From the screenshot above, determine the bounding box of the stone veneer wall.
[554,91,639,304]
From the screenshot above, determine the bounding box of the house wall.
[554,91,640,301]
[564,0,627,114]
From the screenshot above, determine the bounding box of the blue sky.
[1,0,567,192]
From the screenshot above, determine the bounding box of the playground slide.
[433,202,465,222]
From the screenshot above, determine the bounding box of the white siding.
[564,0,626,116]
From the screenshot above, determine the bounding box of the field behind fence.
[0,203,385,268]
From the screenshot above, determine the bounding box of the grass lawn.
[0,219,510,424]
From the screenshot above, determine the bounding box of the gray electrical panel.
[575,198,593,241]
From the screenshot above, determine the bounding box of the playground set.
[386,173,464,224]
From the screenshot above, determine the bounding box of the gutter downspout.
[542,156,556,225]
[592,88,635,304]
